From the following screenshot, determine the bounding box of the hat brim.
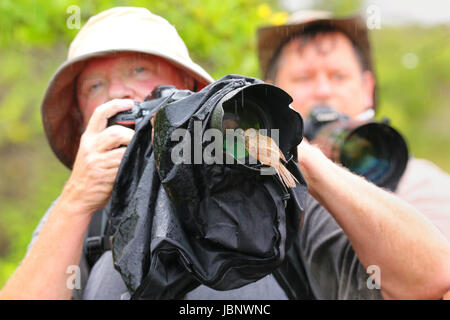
[257,16,373,79]
[42,49,214,169]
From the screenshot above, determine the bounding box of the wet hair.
[266,24,367,81]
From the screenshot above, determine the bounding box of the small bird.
[243,128,298,188]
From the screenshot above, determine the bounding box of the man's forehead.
[284,31,355,59]
[77,52,173,82]
[83,52,157,69]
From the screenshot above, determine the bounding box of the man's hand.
[61,99,135,215]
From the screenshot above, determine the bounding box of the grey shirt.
[30,194,382,300]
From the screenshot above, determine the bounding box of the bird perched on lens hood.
[244,128,298,188]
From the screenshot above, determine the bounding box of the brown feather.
[244,129,298,188]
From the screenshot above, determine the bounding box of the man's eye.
[85,81,103,93]
[89,82,103,93]
[134,67,146,73]
[331,73,346,81]
[294,74,311,82]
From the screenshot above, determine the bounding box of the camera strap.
[84,209,111,269]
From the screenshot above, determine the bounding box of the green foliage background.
[0,0,449,287]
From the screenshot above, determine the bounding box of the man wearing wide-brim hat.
[0,7,214,299]
[257,10,450,299]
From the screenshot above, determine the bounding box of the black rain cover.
[105,75,308,299]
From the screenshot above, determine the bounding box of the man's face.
[76,52,192,127]
[271,32,375,118]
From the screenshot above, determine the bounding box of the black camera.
[304,106,409,191]
[105,75,307,299]
[108,83,303,164]
[107,85,192,129]
[108,85,282,133]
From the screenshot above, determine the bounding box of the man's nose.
[108,78,134,100]
[314,73,332,100]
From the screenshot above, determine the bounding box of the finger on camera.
[86,99,134,134]
[97,125,135,151]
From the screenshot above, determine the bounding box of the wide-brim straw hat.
[257,10,374,82]
[42,7,214,169]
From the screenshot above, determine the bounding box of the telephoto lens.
[208,84,302,164]
[304,106,409,191]
[209,88,273,160]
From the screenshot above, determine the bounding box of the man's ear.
[362,71,375,109]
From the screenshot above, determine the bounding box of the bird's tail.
[278,163,299,188]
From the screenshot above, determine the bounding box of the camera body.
[107,83,303,164]
[107,85,193,129]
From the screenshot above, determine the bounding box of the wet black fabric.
[104,75,308,299]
